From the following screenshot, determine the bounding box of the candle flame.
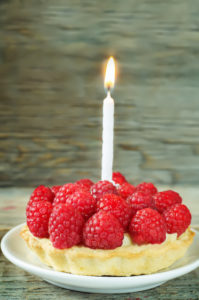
[104,56,115,90]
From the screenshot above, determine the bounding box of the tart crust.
[20,225,195,276]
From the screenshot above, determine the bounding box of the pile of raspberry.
[26,173,191,250]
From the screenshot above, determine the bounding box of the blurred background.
[0,0,199,188]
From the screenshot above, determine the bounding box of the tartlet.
[21,225,194,276]
[21,178,194,276]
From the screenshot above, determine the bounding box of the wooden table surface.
[0,186,199,299]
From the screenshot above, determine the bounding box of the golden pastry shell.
[20,225,195,276]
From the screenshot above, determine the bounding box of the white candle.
[101,91,114,181]
[101,57,115,181]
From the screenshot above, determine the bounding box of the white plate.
[1,223,199,294]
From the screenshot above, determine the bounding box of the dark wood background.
[0,0,199,187]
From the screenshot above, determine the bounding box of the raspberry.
[49,204,84,249]
[129,208,166,245]
[30,185,54,204]
[97,194,132,230]
[153,190,182,213]
[127,191,154,215]
[117,182,136,200]
[163,204,191,237]
[90,180,117,201]
[76,178,94,190]
[83,211,124,249]
[65,190,97,219]
[112,172,127,185]
[26,201,52,238]
[53,183,82,206]
[51,185,62,195]
[136,182,158,195]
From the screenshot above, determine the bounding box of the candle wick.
[107,88,111,98]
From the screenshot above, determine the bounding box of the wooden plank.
[1,0,199,187]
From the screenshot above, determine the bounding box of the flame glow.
[104,56,115,90]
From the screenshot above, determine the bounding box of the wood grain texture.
[0,0,199,187]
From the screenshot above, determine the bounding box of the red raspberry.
[76,178,94,190]
[112,172,127,185]
[53,183,82,206]
[153,190,182,213]
[117,182,136,200]
[90,180,117,201]
[127,191,154,215]
[83,211,124,249]
[51,185,62,195]
[30,185,54,204]
[129,208,166,245]
[65,190,97,219]
[49,204,84,249]
[97,194,132,230]
[136,182,158,195]
[163,204,191,237]
[26,201,52,238]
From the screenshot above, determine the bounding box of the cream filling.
[33,228,188,251]
[121,231,188,249]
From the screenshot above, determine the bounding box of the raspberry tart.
[21,175,195,276]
